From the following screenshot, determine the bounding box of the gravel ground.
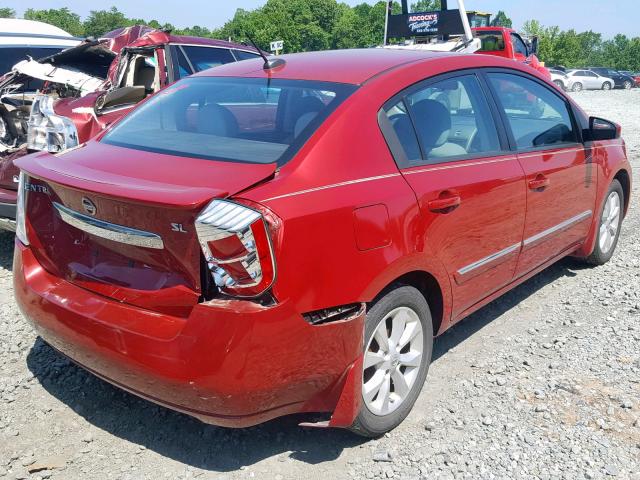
[0,89,638,480]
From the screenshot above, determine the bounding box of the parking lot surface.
[0,89,638,480]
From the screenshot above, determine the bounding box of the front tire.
[602,82,612,90]
[553,79,564,90]
[572,82,583,92]
[350,286,433,438]
[584,179,624,266]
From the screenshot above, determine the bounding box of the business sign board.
[387,9,466,39]
[270,40,284,52]
[407,12,440,35]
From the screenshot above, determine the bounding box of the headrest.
[196,104,238,137]
[411,99,451,149]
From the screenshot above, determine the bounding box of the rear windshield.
[476,31,506,52]
[102,77,357,165]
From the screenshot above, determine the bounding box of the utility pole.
[383,0,392,45]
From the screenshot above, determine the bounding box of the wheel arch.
[369,270,446,337]
[614,168,631,217]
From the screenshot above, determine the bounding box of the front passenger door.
[583,71,599,89]
[486,72,596,278]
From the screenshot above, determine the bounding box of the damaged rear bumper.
[14,241,365,428]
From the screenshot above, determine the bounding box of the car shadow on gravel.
[25,338,366,471]
[25,256,590,472]
[431,256,592,362]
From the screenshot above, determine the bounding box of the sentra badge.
[24,183,50,195]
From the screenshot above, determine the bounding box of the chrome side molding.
[456,209,593,280]
[523,210,592,247]
[457,242,521,277]
[53,202,164,249]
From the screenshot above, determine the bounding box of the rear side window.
[382,75,501,167]
[171,46,193,79]
[476,31,506,52]
[181,46,235,72]
[102,77,357,166]
[487,73,578,150]
[233,49,261,61]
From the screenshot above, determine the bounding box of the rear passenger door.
[380,73,526,320]
[485,71,596,277]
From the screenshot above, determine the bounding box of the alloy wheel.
[603,82,612,90]
[599,191,621,254]
[624,81,632,90]
[362,306,423,416]
[573,83,583,92]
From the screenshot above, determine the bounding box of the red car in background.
[14,49,631,437]
[620,71,640,87]
[473,26,550,79]
[0,26,261,231]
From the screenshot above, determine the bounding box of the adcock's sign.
[407,12,439,35]
[387,9,466,39]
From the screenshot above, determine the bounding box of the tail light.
[195,199,277,298]
[27,94,79,153]
[16,172,29,246]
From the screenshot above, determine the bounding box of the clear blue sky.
[4,0,636,38]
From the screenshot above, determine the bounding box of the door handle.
[528,175,550,190]
[428,193,461,212]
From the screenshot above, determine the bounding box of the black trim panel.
[0,202,16,220]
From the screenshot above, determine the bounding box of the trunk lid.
[16,142,276,316]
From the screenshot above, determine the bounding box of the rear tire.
[623,80,632,90]
[602,82,612,91]
[572,82,583,92]
[583,179,624,266]
[349,286,433,438]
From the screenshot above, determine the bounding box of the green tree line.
[1,2,639,70]
[522,20,640,70]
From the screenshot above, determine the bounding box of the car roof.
[0,19,79,47]
[194,48,486,85]
[0,18,73,37]
[102,26,262,55]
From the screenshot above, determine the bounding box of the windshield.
[102,77,357,165]
[0,46,64,79]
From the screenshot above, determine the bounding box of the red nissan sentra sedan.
[13,49,631,437]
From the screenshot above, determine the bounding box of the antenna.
[246,34,285,70]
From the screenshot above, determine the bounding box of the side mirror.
[584,117,620,142]
[96,86,146,112]
[530,36,539,56]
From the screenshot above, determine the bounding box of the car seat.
[288,96,325,139]
[196,104,239,137]
[388,114,421,162]
[411,99,467,158]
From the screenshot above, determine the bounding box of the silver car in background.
[566,69,615,92]
[549,69,569,90]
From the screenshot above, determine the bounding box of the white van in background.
[0,19,79,76]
